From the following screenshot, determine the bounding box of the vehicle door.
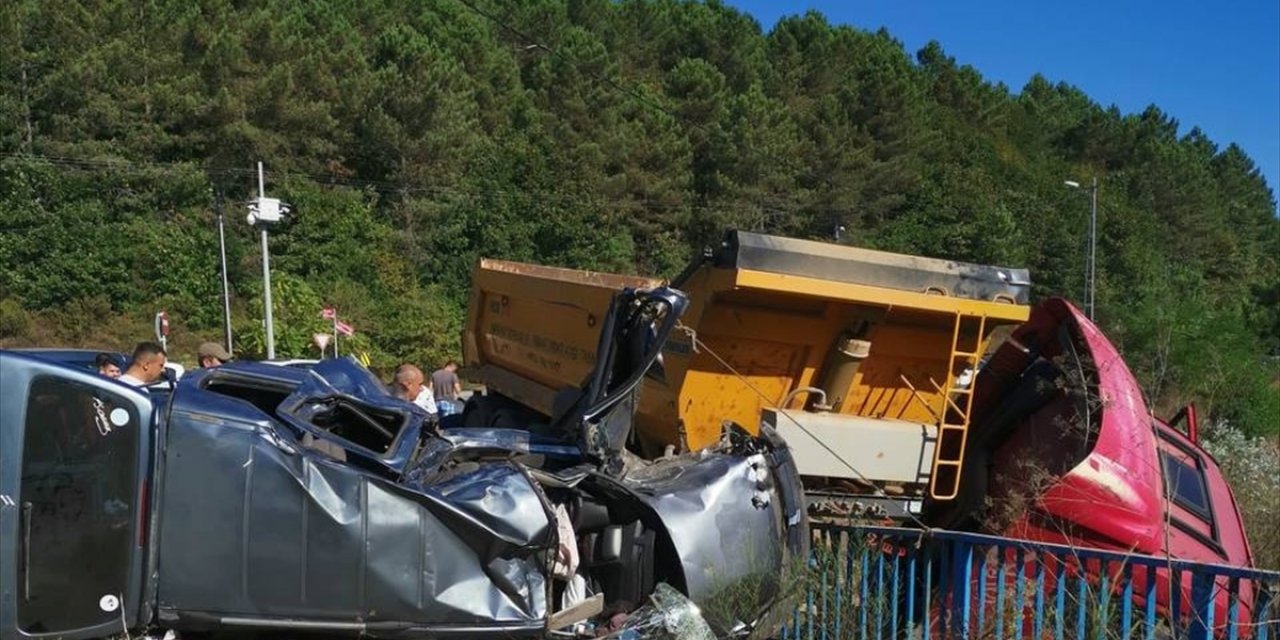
[558,287,687,475]
[0,352,154,639]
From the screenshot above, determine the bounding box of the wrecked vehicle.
[0,287,807,639]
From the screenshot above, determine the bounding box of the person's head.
[126,342,168,384]
[198,342,232,369]
[444,359,458,372]
[394,363,425,399]
[95,352,121,379]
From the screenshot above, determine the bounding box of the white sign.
[313,332,331,351]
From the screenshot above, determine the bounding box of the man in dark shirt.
[430,360,462,416]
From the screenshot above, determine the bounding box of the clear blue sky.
[724,0,1280,204]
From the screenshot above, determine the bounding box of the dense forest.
[1,0,1277,438]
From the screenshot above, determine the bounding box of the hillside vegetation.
[1,0,1277,438]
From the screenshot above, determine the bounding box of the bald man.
[393,364,438,418]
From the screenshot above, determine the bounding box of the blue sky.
[724,0,1280,203]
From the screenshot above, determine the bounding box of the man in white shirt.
[118,342,168,389]
[392,364,438,420]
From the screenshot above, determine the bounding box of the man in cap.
[198,342,232,369]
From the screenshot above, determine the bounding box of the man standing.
[198,342,232,369]
[431,360,463,416]
[118,342,167,388]
[95,352,122,379]
[392,364,438,420]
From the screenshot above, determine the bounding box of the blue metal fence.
[781,526,1280,640]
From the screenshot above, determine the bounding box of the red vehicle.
[962,297,1255,628]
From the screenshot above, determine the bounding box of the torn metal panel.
[623,452,786,603]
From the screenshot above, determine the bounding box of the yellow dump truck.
[463,230,1032,518]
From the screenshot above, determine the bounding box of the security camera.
[247,197,291,226]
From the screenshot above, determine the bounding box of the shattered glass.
[595,584,717,640]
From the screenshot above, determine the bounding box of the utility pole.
[247,162,291,360]
[1086,176,1098,321]
[1064,177,1099,321]
[258,163,274,359]
[215,190,234,356]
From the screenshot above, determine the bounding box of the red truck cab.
[964,298,1255,627]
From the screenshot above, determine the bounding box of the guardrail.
[781,525,1280,640]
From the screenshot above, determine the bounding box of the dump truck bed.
[464,231,1031,512]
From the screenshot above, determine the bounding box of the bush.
[1202,422,1280,571]
[0,298,30,340]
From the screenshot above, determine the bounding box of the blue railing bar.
[1055,557,1067,640]
[891,547,900,640]
[1034,552,1046,640]
[1188,570,1216,640]
[1099,559,1113,640]
[875,542,885,640]
[1255,583,1274,640]
[811,525,1280,582]
[820,550,829,640]
[1075,562,1087,640]
[940,539,951,636]
[1145,564,1158,640]
[953,540,974,638]
[923,549,933,640]
[996,549,1008,640]
[978,545,989,636]
[1121,562,1134,640]
[1015,548,1027,639]
[1226,576,1240,640]
[906,546,917,635]
[805,585,814,640]
[834,538,843,639]
[1171,567,1182,635]
[859,544,869,640]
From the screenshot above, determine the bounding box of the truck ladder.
[927,312,988,501]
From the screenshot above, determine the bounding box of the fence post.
[951,540,975,639]
[1187,571,1215,640]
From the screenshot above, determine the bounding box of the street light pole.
[246,164,290,360]
[1086,176,1098,321]
[215,190,234,356]
[1064,177,1099,321]
[258,162,276,360]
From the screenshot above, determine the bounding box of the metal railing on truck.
[780,526,1280,640]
